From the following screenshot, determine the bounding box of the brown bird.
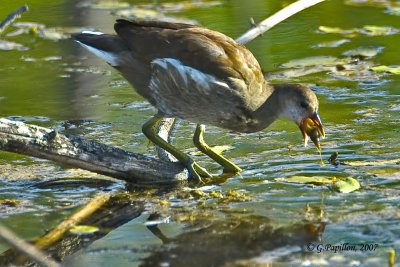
[72,19,325,182]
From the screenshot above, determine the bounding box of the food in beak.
[299,113,325,150]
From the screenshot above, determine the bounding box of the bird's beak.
[299,112,325,150]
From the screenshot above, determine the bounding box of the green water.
[1,0,400,266]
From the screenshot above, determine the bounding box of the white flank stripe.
[76,41,119,66]
[82,30,104,35]
[151,58,229,91]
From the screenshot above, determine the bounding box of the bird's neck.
[250,84,293,132]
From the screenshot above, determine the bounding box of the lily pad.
[360,25,398,36]
[280,56,349,68]
[70,225,99,235]
[78,1,130,10]
[342,46,384,58]
[385,6,400,16]
[276,176,360,193]
[312,39,350,48]
[318,26,356,35]
[371,65,400,75]
[343,158,400,166]
[275,176,333,185]
[318,25,398,37]
[331,177,360,193]
[0,40,28,51]
[344,0,392,8]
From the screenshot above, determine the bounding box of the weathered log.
[0,118,187,185]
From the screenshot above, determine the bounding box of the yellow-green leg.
[142,116,211,182]
[193,124,242,174]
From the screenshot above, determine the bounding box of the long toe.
[185,160,212,183]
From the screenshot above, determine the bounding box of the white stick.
[235,0,325,44]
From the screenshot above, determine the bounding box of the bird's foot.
[185,159,212,184]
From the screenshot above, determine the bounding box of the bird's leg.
[193,124,242,174]
[142,116,212,182]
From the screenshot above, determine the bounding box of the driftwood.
[0,0,326,184]
[0,119,186,185]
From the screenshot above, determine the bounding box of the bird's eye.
[300,102,308,109]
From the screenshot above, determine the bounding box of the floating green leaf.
[342,46,384,58]
[280,56,350,68]
[312,39,350,48]
[343,158,400,166]
[79,1,130,9]
[0,40,28,51]
[318,26,356,35]
[276,176,360,193]
[361,25,398,36]
[371,65,400,75]
[385,7,400,16]
[70,225,99,235]
[275,176,333,185]
[331,177,360,193]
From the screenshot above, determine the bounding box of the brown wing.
[114,19,268,111]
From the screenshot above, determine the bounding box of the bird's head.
[275,84,325,150]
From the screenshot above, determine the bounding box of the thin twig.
[34,193,111,249]
[235,0,325,44]
[0,224,60,267]
[0,5,29,35]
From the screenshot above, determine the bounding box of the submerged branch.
[0,118,186,185]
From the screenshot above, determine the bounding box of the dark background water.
[1,0,399,266]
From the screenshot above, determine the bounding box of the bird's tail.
[72,31,127,67]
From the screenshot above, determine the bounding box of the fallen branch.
[0,5,29,35]
[0,224,60,267]
[0,118,186,184]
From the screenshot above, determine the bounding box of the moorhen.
[73,19,325,182]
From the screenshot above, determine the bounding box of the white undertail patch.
[75,31,119,66]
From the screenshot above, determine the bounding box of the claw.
[185,159,212,183]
